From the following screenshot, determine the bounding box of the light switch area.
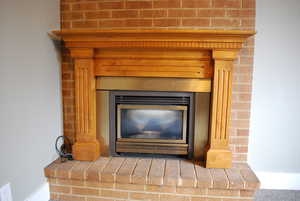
[0,183,13,201]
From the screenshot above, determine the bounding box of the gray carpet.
[255,190,300,201]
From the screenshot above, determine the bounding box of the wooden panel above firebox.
[94,49,213,78]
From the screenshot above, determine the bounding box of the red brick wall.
[60,0,256,162]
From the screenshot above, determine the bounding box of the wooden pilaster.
[205,50,238,168]
[70,48,100,161]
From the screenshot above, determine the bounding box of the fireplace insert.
[109,91,194,158]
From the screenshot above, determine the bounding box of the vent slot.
[116,95,190,105]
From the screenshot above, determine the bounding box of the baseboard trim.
[24,182,49,201]
[256,171,300,190]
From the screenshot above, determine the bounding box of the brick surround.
[60,0,256,163]
[46,1,258,200]
[45,157,260,201]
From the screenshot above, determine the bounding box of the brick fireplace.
[45,29,260,201]
[53,29,254,168]
[44,1,259,200]
[60,0,256,164]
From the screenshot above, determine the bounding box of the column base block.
[205,148,232,168]
[72,141,100,161]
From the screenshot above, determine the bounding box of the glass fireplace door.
[117,105,187,144]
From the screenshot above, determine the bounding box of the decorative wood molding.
[93,48,213,79]
[70,48,94,59]
[53,29,254,50]
[206,50,236,168]
[70,48,100,161]
[53,29,255,167]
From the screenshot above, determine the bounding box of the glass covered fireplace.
[118,104,187,142]
[109,91,194,157]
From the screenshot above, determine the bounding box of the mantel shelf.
[51,29,255,49]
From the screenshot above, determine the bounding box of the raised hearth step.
[45,157,259,190]
[45,157,260,201]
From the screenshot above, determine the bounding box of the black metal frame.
[109,90,195,159]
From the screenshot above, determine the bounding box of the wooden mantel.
[52,29,255,168]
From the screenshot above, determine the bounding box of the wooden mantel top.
[52,29,255,36]
[50,29,255,49]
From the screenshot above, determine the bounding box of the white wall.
[0,0,61,200]
[249,0,300,189]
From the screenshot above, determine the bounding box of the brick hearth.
[45,157,260,201]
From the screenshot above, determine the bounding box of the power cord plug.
[55,136,73,162]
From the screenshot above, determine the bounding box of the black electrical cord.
[55,136,73,162]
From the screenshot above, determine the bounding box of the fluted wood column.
[206,50,238,168]
[70,48,100,161]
